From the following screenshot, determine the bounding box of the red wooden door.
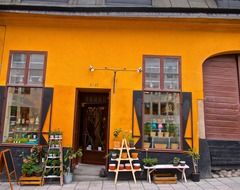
[203,55,240,140]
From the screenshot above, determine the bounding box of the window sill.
[140,148,187,154]
[0,143,38,147]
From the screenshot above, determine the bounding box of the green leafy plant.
[64,148,82,175]
[173,157,180,166]
[21,160,35,176]
[113,128,122,139]
[144,123,151,136]
[21,145,43,177]
[188,148,200,173]
[32,164,43,176]
[167,123,177,136]
[142,158,158,167]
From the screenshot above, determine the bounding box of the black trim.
[0,5,240,14]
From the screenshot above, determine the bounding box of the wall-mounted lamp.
[89,65,95,72]
[88,65,142,93]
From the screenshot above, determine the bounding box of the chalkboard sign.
[0,149,17,190]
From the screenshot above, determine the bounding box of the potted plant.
[33,165,43,177]
[64,148,82,184]
[168,123,177,137]
[142,157,158,167]
[173,157,180,166]
[21,145,43,177]
[144,123,151,136]
[188,148,200,182]
[21,160,35,177]
[113,128,122,148]
[127,133,135,148]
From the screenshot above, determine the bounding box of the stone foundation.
[212,169,240,178]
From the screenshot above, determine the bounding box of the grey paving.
[1,177,240,190]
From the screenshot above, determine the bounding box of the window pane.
[144,58,160,89]
[28,69,43,85]
[164,58,179,90]
[11,53,26,68]
[29,54,44,69]
[143,92,180,150]
[9,69,25,84]
[2,87,42,144]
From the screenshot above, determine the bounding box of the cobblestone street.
[1,177,240,190]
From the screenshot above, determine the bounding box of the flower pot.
[164,132,169,137]
[64,173,73,184]
[158,132,164,138]
[113,140,121,148]
[125,163,131,170]
[119,164,124,170]
[121,152,127,159]
[191,173,200,182]
[143,142,150,149]
[131,152,138,159]
[133,163,141,170]
[155,143,167,149]
[150,132,156,137]
[171,143,179,149]
[34,172,42,177]
[173,162,179,166]
[112,153,118,159]
[128,141,135,148]
[180,161,186,166]
[109,164,116,170]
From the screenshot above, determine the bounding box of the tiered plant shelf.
[43,134,63,185]
[108,138,141,184]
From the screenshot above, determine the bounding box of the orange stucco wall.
[0,13,240,149]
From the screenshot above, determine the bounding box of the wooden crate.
[153,173,177,184]
[19,176,44,186]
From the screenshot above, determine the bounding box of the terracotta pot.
[171,143,179,149]
[109,164,116,170]
[119,164,124,170]
[121,152,127,159]
[133,163,141,170]
[155,143,167,149]
[164,132,169,137]
[113,140,121,148]
[143,142,150,149]
[158,132,164,138]
[131,152,138,159]
[150,132,156,137]
[125,164,131,170]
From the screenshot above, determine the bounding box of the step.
[73,174,108,181]
[74,164,104,176]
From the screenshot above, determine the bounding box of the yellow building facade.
[1,7,240,177]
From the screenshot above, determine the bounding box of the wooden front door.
[79,92,109,165]
[203,55,240,140]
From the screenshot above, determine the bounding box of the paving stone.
[48,185,62,190]
[214,185,232,190]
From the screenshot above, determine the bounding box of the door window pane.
[2,87,42,144]
[143,92,181,150]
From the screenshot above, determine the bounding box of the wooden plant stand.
[108,138,141,184]
[19,176,44,186]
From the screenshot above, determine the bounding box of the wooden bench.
[144,164,189,183]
